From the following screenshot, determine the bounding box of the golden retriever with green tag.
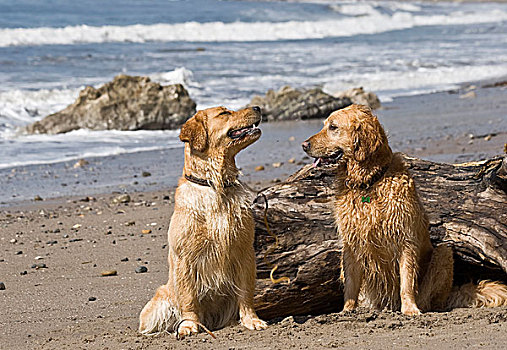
[303,104,507,315]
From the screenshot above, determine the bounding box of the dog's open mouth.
[227,120,261,140]
[312,149,344,167]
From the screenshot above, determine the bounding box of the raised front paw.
[241,316,268,331]
[401,303,421,316]
[176,320,199,339]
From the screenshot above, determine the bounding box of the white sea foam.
[323,63,507,101]
[1,8,507,47]
[0,88,80,136]
[329,3,380,16]
[149,67,197,86]
[149,67,204,104]
[0,129,181,169]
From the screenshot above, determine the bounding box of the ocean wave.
[0,88,79,133]
[2,8,507,47]
[323,63,507,100]
[0,129,181,169]
[149,67,197,86]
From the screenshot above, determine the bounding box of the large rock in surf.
[334,87,381,110]
[247,86,352,122]
[25,74,196,134]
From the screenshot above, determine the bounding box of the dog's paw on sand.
[401,304,421,316]
[177,320,199,339]
[241,316,268,330]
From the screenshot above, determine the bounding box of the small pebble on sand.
[142,229,152,234]
[255,165,265,171]
[272,162,283,168]
[135,266,148,273]
[288,136,296,141]
[459,91,476,99]
[73,159,89,168]
[280,316,294,325]
[121,257,129,262]
[142,171,151,177]
[34,195,43,201]
[0,282,5,290]
[288,158,296,164]
[20,271,27,275]
[101,270,117,277]
[113,194,131,204]
[31,263,47,269]
[88,297,97,302]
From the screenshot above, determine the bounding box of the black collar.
[185,174,211,187]
[184,174,237,188]
[358,165,389,190]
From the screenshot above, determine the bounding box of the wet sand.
[0,81,506,349]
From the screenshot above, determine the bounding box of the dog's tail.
[139,284,178,335]
[446,280,507,309]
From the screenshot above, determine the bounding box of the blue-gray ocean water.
[1,0,507,169]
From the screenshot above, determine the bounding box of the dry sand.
[1,82,506,349]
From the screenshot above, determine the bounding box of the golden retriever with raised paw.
[139,106,267,338]
[302,104,507,315]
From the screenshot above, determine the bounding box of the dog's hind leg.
[139,284,178,335]
[417,244,454,311]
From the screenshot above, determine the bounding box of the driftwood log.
[252,154,507,320]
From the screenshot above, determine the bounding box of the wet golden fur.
[139,106,267,338]
[303,104,507,315]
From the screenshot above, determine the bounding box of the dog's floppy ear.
[180,111,208,152]
[352,113,382,162]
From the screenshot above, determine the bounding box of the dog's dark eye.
[329,124,338,131]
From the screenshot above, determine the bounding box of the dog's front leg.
[400,248,421,316]
[342,245,363,312]
[174,273,200,338]
[238,249,267,331]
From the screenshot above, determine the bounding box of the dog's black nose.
[251,106,261,114]
[302,141,311,152]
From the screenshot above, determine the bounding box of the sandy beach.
[1,79,506,349]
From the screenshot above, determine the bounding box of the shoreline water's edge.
[2,78,506,207]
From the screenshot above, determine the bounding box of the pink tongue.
[312,158,321,168]
[234,128,247,137]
